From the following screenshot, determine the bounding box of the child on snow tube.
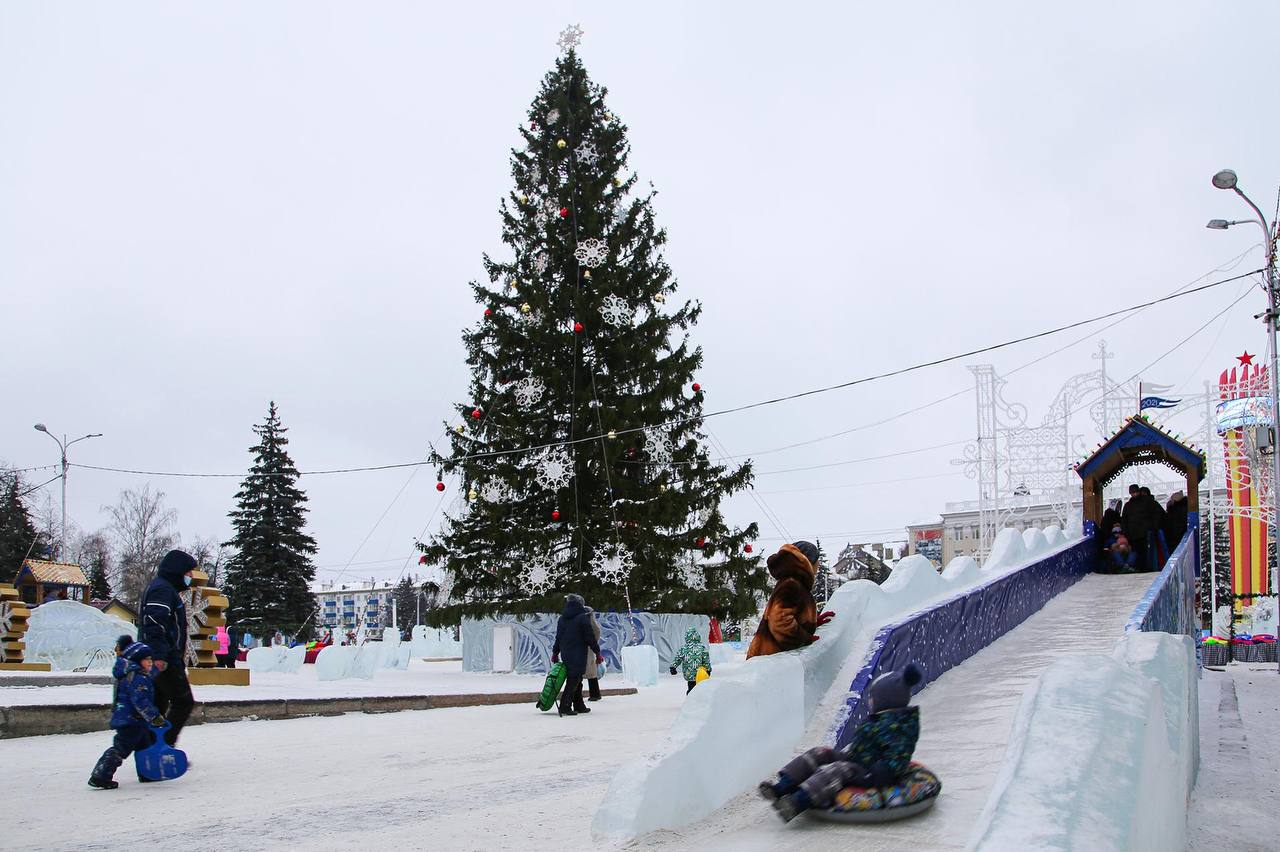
[758,663,932,823]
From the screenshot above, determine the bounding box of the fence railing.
[1124,520,1199,639]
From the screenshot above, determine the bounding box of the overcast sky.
[3,2,1278,588]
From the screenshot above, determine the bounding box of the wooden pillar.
[1186,471,1200,514]
[1082,475,1102,525]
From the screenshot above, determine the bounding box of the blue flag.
[1140,396,1180,410]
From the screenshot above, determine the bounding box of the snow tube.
[806,763,941,824]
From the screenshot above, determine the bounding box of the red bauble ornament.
[696,537,706,548]
[573,321,584,333]
[552,510,561,521]
[559,207,569,218]
[471,408,482,419]
[418,555,429,565]
[436,482,446,492]
[484,308,493,318]
[692,382,701,392]
[744,544,753,553]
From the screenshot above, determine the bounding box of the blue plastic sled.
[134,722,188,782]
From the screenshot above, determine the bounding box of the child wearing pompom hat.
[758,663,924,822]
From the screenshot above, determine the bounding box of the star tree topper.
[557,24,584,52]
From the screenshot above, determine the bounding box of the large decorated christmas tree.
[419,29,765,624]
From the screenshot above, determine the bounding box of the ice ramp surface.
[630,573,1154,851]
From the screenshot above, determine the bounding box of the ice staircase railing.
[1125,518,1200,639]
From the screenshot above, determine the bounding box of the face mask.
[183,575,193,587]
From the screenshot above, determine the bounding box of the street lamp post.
[32,424,102,560]
[1208,169,1280,645]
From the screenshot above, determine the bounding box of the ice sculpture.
[410,625,463,659]
[246,646,289,673]
[24,600,135,671]
[621,645,658,687]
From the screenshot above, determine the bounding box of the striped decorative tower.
[1218,353,1272,607]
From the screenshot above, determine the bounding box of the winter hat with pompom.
[866,663,923,714]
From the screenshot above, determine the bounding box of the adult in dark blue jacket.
[140,549,197,746]
[551,593,601,717]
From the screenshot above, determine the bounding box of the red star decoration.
[1238,351,1255,367]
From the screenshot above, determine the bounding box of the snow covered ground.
[1186,663,1280,852]
[629,573,1153,851]
[0,663,744,852]
[0,659,590,706]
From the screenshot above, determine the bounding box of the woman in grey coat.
[585,607,603,701]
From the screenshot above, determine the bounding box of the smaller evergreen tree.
[0,470,40,584]
[393,576,418,638]
[82,540,113,600]
[222,403,319,639]
[1199,508,1232,629]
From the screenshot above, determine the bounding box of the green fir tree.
[0,470,40,584]
[393,576,418,638]
[419,48,764,624]
[222,403,318,639]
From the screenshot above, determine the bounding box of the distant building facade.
[313,583,395,638]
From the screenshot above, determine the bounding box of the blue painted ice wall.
[828,538,1094,750]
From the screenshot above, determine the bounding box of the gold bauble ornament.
[583,269,592,279]
[455,424,464,434]
[654,293,666,303]
[556,139,567,149]
[658,484,668,492]
[468,489,478,501]
[518,193,528,204]
[521,302,532,313]
[612,177,621,186]
[605,111,613,121]
[607,430,617,440]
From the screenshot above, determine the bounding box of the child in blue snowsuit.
[759,663,923,822]
[89,642,165,789]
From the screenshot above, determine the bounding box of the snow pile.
[594,527,1083,839]
[24,600,135,671]
[968,632,1197,851]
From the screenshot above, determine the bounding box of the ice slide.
[633,572,1155,851]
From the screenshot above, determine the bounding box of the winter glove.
[816,611,835,627]
[551,652,560,664]
[670,667,678,676]
[149,716,166,728]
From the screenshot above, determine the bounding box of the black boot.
[587,678,602,701]
[89,747,122,790]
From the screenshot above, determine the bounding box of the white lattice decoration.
[533,252,549,274]
[480,481,515,504]
[593,544,635,586]
[682,559,706,591]
[574,237,607,268]
[538,448,574,490]
[513,377,546,407]
[547,108,560,125]
[599,294,632,327]
[577,140,599,165]
[523,554,563,595]
[645,430,675,466]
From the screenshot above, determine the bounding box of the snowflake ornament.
[593,544,635,586]
[644,429,675,466]
[534,209,549,228]
[574,237,607,268]
[576,140,599,166]
[557,24,585,52]
[0,599,18,637]
[534,252,549,274]
[184,588,211,667]
[547,108,560,125]
[599,294,633,327]
[480,480,515,504]
[682,559,707,591]
[523,554,563,596]
[537,448,574,490]
[513,377,546,407]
